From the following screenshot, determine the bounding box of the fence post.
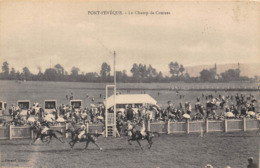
[148,120,151,132]
[206,119,208,133]
[9,125,12,140]
[225,119,228,133]
[167,120,170,134]
[65,123,68,138]
[186,119,190,134]
[86,123,89,133]
[243,118,246,132]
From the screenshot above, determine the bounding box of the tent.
[105,94,157,109]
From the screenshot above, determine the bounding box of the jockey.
[41,117,54,135]
[127,121,135,137]
[77,124,86,140]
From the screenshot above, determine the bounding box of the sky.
[0,1,259,76]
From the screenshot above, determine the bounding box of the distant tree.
[138,64,148,79]
[100,62,111,80]
[10,68,16,80]
[169,62,180,77]
[184,72,190,79]
[23,67,31,80]
[116,70,128,82]
[130,63,140,80]
[147,65,158,78]
[71,66,80,76]
[44,68,58,81]
[54,64,64,75]
[16,71,21,80]
[86,72,98,78]
[200,69,215,82]
[179,64,185,76]
[156,71,164,82]
[220,69,240,82]
[2,61,9,77]
[37,67,44,81]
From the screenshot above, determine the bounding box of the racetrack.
[0,131,259,168]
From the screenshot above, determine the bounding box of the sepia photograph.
[0,0,260,167]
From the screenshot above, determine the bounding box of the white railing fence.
[0,119,259,140]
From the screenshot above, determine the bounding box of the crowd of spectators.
[0,92,259,127]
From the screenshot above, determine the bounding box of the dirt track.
[0,131,259,168]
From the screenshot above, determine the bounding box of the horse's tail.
[53,130,63,135]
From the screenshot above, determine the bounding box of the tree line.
[0,61,256,83]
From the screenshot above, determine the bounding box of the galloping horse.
[30,124,64,145]
[65,122,103,150]
[127,120,160,150]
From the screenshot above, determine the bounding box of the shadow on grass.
[214,135,257,138]
[0,142,33,146]
[14,147,143,153]
[15,148,104,153]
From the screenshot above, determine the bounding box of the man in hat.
[247,157,257,168]
[126,106,134,121]
[167,101,174,120]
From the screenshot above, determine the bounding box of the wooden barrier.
[11,126,31,139]
[88,124,104,133]
[207,120,225,132]
[227,119,243,132]
[0,119,259,139]
[246,119,259,131]
[149,122,167,133]
[0,127,9,140]
[189,121,205,133]
[169,122,186,133]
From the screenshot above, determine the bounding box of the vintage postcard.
[0,1,259,168]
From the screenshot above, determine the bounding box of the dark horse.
[127,129,159,150]
[30,124,64,145]
[65,123,103,150]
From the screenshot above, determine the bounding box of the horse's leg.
[84,141,90,150]
[30,135,39,145]
[46,135,52,145]
[91,139,102,151]
[70,141,76,150]
[69,141,73,146]
[136,140,143,150]
[52,133,64,143]
[148,138,153,149]
[128,139,132,145]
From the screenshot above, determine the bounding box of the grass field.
[0,131,259,168]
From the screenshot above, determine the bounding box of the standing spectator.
[26,109,31,120]
[126,106,134,121]
[167,101,174,120]
[247,157,257,168]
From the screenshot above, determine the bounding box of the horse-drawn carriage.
[0,101,7,116]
